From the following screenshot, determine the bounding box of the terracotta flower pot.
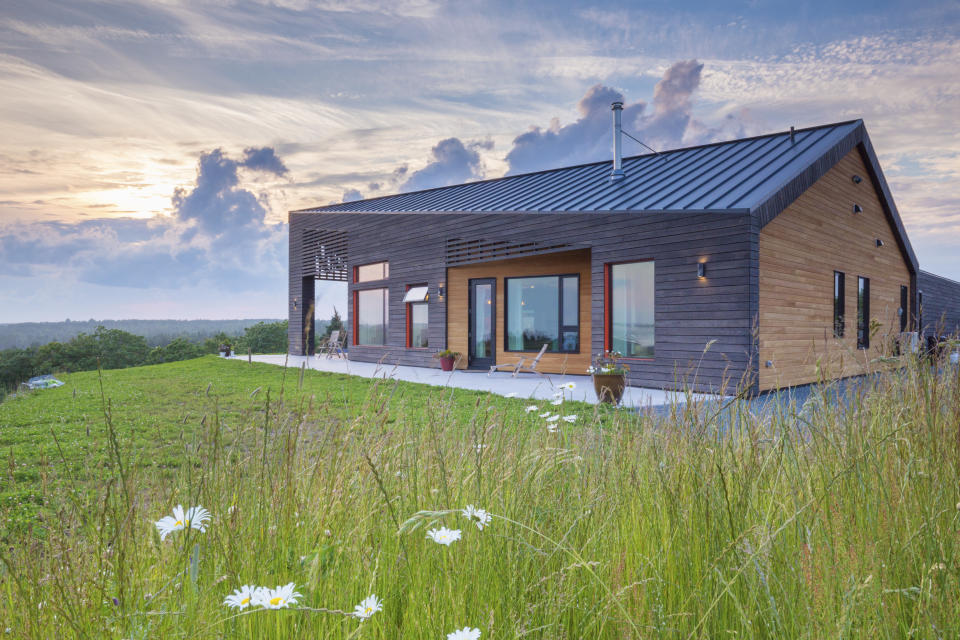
[593,373,626,405]
[439,356,456,371]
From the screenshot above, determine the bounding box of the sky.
[1,0,958,323]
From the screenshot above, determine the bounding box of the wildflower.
[155,505,211,541]
[476,443,487,453]
[552,390,564,398]
[586,366,596,374]
[560,382,576,391]
[253,583,302,609]
[426,527,462,546]
[545,414,559,422]
[562,415,577,423]
[223,585,260,610]
[929,563,947,573]
[448,628,481,640]
[550,398,562,405]
[546,423,558,434]
[525,405,538,413]
[352,594,383,620]
[504,392,517,398]
[538,411,551,418]
[461,505,492,530]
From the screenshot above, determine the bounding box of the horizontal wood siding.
[289,210,755,392]
[919,270,960,335]
[758,148,912,390]
[447,250,591,374]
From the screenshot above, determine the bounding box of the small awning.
[403,285,429,303]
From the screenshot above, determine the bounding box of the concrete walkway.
[231,354,717,408]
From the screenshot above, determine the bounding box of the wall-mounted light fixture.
[876,238,884,247]
[852,175,863,184]
[765,360,774,368]
[438,282,446,298]
[697,263,707,278]
[853,204,863,214]
[293,297,298,310]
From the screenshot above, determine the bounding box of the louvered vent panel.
[445,238,575,266]
[302,229,348,281]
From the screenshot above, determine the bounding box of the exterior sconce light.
[697,263,706,278]
[438,282,446,298]
[853,204,863,214]
[876,238,884,247]
[293,297,298,310]
[852,175,862,184]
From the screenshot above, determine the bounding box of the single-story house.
[288,111,960,393]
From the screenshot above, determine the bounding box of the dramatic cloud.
[400,138,489,193]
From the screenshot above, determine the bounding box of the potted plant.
[434,349,461,372]
[588,351,630,405]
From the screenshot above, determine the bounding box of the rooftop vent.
[610,101,625,182]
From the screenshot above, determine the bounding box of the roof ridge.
[292,119,863,213]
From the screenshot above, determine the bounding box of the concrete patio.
[231,354,717,408]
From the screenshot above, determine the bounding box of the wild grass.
[1,354,958,638]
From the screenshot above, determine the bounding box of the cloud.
[0,147,288,292]
[341,188,363,202]
[399,137,488,192]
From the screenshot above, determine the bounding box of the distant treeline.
[0,319,331,401]
[0,318,285,350]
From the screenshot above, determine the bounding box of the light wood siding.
[758,149,911,390]
[446,250,591,374]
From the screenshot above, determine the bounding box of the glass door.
[468,278,496,369]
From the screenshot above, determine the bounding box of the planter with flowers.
[433,349,462,372]
[588,351,630,405]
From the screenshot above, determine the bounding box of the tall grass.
[2,353,959,638]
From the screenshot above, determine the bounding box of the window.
[608,261,655,359]
[900,285,909,332]
[403,285,429,348]
[356,288,388,345]
[356,261,389,283]
[505,275,579,352]
[833,271,845,338]
[857,276,870,349]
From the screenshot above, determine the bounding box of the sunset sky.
[1,0,958,323]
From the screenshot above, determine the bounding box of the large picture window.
[356,288,388,345]
[857,276,870,350]
[505,275,579,352]
[609,261,655,359]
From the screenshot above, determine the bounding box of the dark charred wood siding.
[919,270,960,335]
[289,210,755,392]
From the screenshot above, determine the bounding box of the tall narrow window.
[403,285,429,348]
[505,275,579,352]
[833,271,845,338]
[900,285,909,332]
[918,291,923,332]
[857,276,870,350]
[608,261,655,358]
[357,288,388,345]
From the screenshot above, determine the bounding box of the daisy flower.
[223,585,260,610]
[546,423,558,434]
[545,414,559,422]
[560,382,576,391]
[447,627,481,640]
[525,405,538,413]
[426,527,462,546]
[550,398,562,405]
[155,505,211,541]
[538,411,551,418]
[253,583,302,609]
[352,594,383,620]
[461,505,492,530]
[562,415,577,423]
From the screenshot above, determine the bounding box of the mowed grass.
[1,355,959,638]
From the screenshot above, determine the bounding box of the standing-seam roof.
[297,120,862,214]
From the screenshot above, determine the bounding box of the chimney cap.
[611,101,623,110]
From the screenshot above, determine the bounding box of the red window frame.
[405,284,429,349]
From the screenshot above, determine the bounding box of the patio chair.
[487,343,549,378]
[316,330,339,358]
[513,343,550,379]
[328,331,347,359]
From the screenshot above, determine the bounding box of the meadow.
[0,354,958,638]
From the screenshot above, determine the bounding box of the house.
[288,110,960,393]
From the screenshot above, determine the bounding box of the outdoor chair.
[487,343,549,378]
[328,331,347,359]
[316,330,339,358]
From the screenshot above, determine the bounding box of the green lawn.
[1,355,958,638]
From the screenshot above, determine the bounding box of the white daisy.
[538,411,551,418]
[426,527,462,546]
[253,582,302,609]
[562,415,577,423]
[447,627,481,640]
[461,505,492,530]
[223,584,260,610]
[560,382,576,391]
[352,594,383,620]
[546,423,558,433]
[552,390,564,398]
[155,504,211,541]
[545,414,559,422]
[525,405,538,413]
[550,398,562,405]
[504,392,517,398]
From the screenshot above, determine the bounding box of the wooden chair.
[487,343,549,378]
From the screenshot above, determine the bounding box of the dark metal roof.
[297,120,862,214]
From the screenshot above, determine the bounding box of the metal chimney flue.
[610,101,625,182]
